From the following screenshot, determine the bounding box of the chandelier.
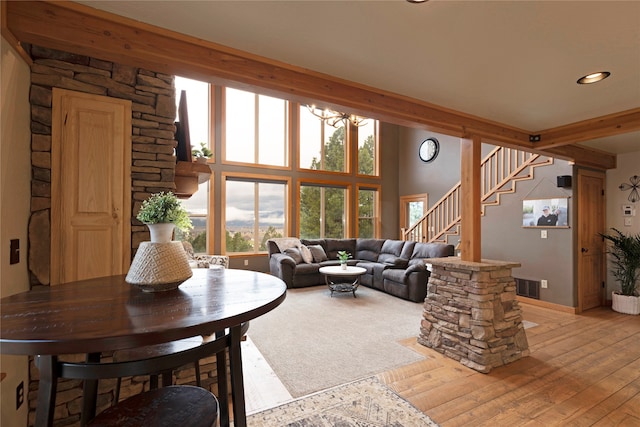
[306,105,368,128]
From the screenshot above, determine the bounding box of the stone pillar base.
[418,258,530,373]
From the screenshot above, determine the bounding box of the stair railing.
[402,146,552,243]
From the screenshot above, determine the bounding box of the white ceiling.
[78,0,640,154]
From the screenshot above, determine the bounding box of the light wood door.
[577,168,606,312]
[51,89,131,285]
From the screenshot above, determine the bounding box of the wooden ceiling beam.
[534,108,640,149]
[5,1,620,169]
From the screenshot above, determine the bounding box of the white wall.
[1,36,31,426]
[605,150,640,296]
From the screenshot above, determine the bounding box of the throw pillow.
[308,244,328,262]
[283,247,303,264]
[299,245,314,263]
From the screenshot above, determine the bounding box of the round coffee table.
[319,265,367,298]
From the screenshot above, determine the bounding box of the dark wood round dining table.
[0,268,287,427]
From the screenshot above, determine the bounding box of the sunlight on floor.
[242,336,292,414]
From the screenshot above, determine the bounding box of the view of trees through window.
[358,187,378,238]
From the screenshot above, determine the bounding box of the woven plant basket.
[126,241,193,292]
[611,292,640,315]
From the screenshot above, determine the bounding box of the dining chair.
[50,322,249,426]
[87,385,219,427]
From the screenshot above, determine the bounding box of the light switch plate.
[541,230,547,239]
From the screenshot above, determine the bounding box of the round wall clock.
[419,138,439,163]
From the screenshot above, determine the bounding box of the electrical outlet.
[244,259,249,266]
[10,239,19,264]
[16,381,24,410]
[541,230,547,239]
[541,279,548,289]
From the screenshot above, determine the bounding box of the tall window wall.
[175,78,382,255]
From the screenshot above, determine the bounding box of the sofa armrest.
[269,253,296,288]
[405,263,426,276]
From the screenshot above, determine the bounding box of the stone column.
[418,257,529,373]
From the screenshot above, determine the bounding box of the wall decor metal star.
[619,175,640,203]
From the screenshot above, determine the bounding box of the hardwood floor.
[377,303,640,426]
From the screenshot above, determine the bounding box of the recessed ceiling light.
[577,71,611,85]
[406,0,429,3]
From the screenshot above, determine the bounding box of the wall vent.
[515,278,540,299]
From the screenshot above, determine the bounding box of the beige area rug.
[246,376,439,427]
[247,286,427,398]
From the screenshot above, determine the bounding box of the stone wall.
[25,45,223,427]
[418,258,530,373]
[27,44,177,286]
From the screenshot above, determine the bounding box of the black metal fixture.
[577,71,611,84]
[619,175,640,203]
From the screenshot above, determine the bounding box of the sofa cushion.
[324,238,357,261]
[284,247,303,264]
[355,238,385,262]
[409,242,455,266]
[299,245,313,263]
[377,239,407,267]
[308,244,328,262]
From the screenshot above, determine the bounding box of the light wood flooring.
[379,303,640,426]
[243,303,640,426]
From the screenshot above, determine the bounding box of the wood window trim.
[220,172,291,255]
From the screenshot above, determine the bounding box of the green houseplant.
[137,192,193,233]
[337,251,351,270]
[191,142,213,162]
[600,228,640,314]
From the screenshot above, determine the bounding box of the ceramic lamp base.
[126,241,193,292]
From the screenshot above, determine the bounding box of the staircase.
[402,146,553,244]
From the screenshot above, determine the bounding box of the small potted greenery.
[337,251,352,270]
[600,228,640,315]
[191,142,213,163]
[137,192,193,242]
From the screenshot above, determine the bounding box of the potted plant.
[600,228,640,315]
[191,142,213,163]
[337,251,351,270]
[137,192,193,242]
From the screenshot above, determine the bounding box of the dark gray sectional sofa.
[267,238,455,302]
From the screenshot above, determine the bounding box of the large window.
[223,175,289,253]
[299,106,347,172]
[357,185,380,238]
[175,77,211,252]
[223,87,289,167]
[299,183,349,239]
[357,120,378,176]
[173,79,384,256]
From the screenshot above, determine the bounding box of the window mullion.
[254,182,260,253]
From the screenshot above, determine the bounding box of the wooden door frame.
[399,193,429,235]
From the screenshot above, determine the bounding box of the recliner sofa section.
[267,237,455,302]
